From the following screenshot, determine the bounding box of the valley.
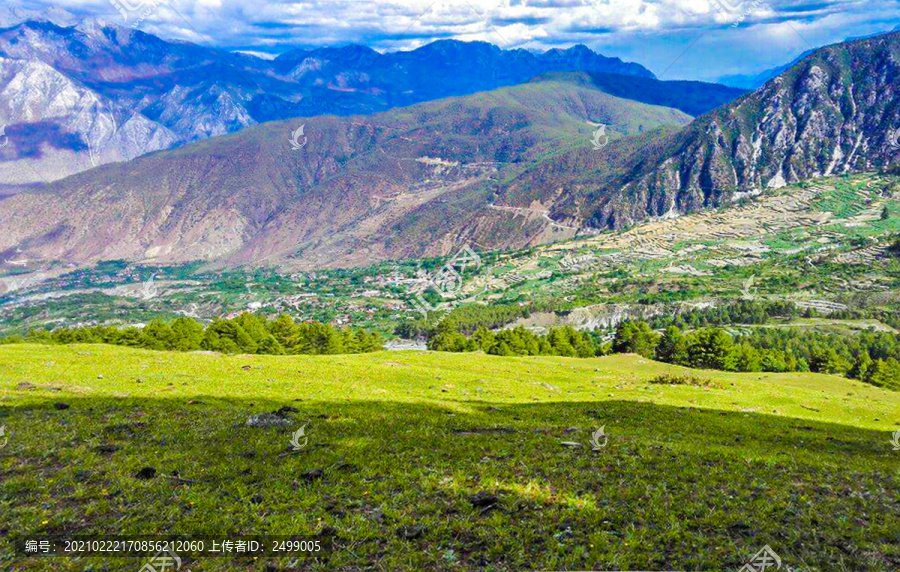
[2,173,898,341]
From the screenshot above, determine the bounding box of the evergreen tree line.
[3,314,383,355]
[645,300,802,329]
[732,328,900,389]
[620,323,900,390]
[429,320,900,390]
[428,325,603,358]
[397,302,553,340]
[644,298,900,333]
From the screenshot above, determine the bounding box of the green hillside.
[2,344,899,570]
[0,77,692,271]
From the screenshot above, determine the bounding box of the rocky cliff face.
[0,55,177,185]
[566,31,900,229]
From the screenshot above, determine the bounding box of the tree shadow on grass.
[2,397,898,571]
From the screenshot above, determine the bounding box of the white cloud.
[5,0,900,79]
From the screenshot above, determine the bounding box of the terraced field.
[519,174,896,276]
[470,173,900,329]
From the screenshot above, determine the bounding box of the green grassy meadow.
[2,344,900,570]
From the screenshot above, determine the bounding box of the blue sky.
[6,0,900,81]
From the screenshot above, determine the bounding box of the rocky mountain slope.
[717,25,900,89]
[0,54,178,188]
[0,77,692,270]
[543,31,900,229]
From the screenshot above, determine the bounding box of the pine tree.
[655,326,688,365]
[849,351,873,380]
[687,329,737,371]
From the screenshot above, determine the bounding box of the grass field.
[2,344,900,571]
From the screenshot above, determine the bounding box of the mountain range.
[0,16,671,188]
[3,21,898,273]
[717,52,812,90]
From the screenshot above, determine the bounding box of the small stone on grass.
[301,469,324,482]
[135,467,157,480]
[274,406,300,417]
[397,525,424,540]
[468,491,499,509]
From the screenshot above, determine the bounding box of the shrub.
[649,373,722,388]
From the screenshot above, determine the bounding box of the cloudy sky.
[7,0,900,81]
